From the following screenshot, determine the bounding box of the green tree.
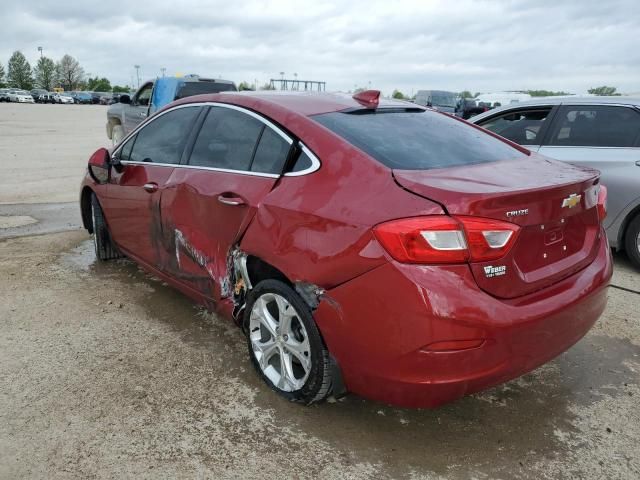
[588,85,620,96]
[459,90,473,98]
[238,81,254,91]
[56,54,84,91]
[473,92,481,98]
[525,89,570,97]
[391,89,405,99]
[33,56,57,91]
[0,63,5,87]
[7,51,33,89]
[112,85,130,93]
[86,76,112,91]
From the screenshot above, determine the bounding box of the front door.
[159,105,293,301]
[124,81,154,134]
[102,105,202,266]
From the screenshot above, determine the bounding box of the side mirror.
[119,94,131,104]
[88,148,111,184]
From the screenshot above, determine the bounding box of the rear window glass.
[176,82,236,99]
[313,110,526,170]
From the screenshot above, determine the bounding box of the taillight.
[597,185,607,221]
[373,216,520,264]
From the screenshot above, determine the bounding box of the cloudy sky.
[1,0,639,95]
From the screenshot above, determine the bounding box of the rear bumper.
[315,229,613,408]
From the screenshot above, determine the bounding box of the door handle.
[143,182,158,193]
[139,112,147,118]
[218,194,245,206]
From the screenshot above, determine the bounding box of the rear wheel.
[624,214,640,270]
[244,280,332,404]
[111,124,125,146]
[91,193,121,261]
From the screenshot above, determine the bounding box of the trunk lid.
[393,157,602,298]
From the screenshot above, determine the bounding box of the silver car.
[470,97,640,269]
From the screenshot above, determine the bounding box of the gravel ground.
[0,102,639,479]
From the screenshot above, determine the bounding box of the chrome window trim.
[283,143,321,176]
[118,160,279,178]
[111,101,320,177]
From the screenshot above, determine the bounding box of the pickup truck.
[106,74,237,145]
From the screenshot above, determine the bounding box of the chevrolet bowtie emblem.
[561,193,582,209]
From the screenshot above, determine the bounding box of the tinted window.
[251,128,290,174]
[118,134,136,161]
[290,150,313,173]
[136,83,153,106]
[189,107,263,170]
[313,110,526,170]
[175,81,236,99]
[479,108,552,145]
[548,105,640,147]
[129,107,200,164]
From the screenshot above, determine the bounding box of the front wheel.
[111,124,125,146]
[91,193,121,261]
[244,280,333,404]
[624,214,640,270]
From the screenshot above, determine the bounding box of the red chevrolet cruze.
[80,90,612,408]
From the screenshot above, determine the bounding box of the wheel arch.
[618,203,640,251]
[80,186,95,233]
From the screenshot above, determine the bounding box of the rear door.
[475,105,557,151]
[538,104,640,233]
[103,105,202,266]
[159,104,292,301]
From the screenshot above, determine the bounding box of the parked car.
[0,88,10,102]
[470,96,640,268]
[8,89,35,103]
[455,98,488,119]
[74,92,93,104]
[53,93,75,104]
[81,90,611,408]
[30,89,47,101]
[37,92,57,104]
[91,91,109,104]
[414,90,457,113]
[106,74,237,145]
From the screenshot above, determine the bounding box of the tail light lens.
[373,216,520,264]
[597,185,607,221]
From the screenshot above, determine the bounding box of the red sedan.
[80,90,612,408]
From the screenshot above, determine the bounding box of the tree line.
[0,50,129,92]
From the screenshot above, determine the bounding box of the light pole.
[161,67,166,77]
[134,65,141,89]
[37,46,43,59]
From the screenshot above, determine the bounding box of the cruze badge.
[562,193,582,209]
[506,209,529,218]
[484,265,506,278]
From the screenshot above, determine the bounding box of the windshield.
[313,110,525,170]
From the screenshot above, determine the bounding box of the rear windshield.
[312,110,526,170]
[176,82,236,99]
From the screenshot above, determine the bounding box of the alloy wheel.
[249,292,312,392]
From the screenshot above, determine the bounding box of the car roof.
[471,96,640,122]
[173,90,422,116]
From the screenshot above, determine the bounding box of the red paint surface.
[80,91,613,408]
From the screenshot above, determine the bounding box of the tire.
[624,214,640,270]
[91,193,121,261]
[111,124,125,146]
[244,279,332,404]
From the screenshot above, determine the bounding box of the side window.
[189,107,263,171]
[548,105,640,147]
[135,83,153,106]
[479,108,552,145]
[288,148,314,173]
[129,107,200,164]
[251,127,291,174]
[118,134,136,160]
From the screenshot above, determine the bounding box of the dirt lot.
[1,103,639,479]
